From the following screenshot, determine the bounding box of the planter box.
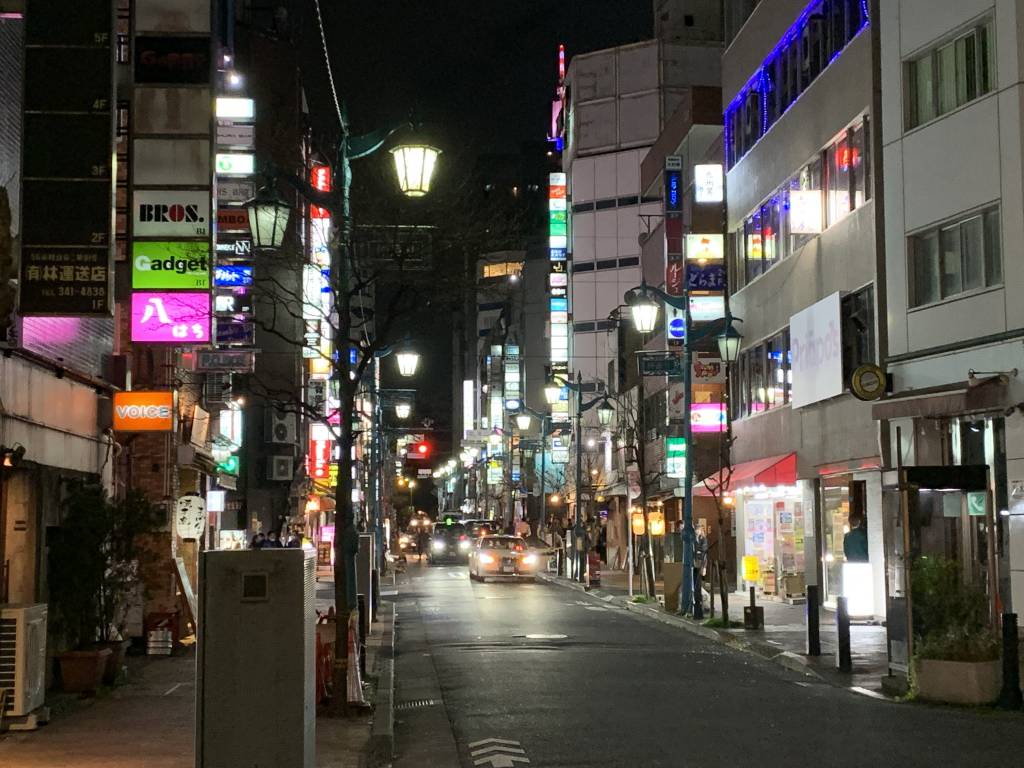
[915,658,1001,705]
[58,648,112,693]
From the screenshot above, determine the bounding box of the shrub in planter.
[910,557,1000,705]
[48,483,162,691]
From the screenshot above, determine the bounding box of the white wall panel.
[133,138,211,185]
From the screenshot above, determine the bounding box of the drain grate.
[395,698,439,711]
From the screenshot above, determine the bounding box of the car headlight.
[479,553,495,565]
[458,540,470,550]
[522,553,538,566]
[432,540,446,551]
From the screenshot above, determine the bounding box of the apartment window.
[909,207,1001,308]
[482,262,521,278]
[726,0,869,167]
[841,286,875,379]
[733,117,870,289]
[733,329,791,419]
[906,20,993,129]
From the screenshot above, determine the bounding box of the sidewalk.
[0,581,396,767]
[542,566,891,696]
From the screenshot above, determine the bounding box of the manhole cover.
[524,633,568,640]
[395,698,439,711]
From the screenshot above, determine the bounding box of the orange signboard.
[113,391,175,432]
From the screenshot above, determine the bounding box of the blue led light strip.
[724,0,870,166]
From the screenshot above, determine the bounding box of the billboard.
[214,264,253,287]
[19,247,110,316]
[132,241,210,289]
[112,391,175,432]
[790,292,843,408]
[130,291,211,343]
[133,190,210,237]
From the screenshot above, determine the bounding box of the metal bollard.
[998,613,1022,710]
[692,567,704,620]
[836,596,852,673]
[720,562,729,625]
[806,584,821,656]
[743,586,764,630]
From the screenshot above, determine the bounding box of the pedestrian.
[267,530,283,548]
[843,515,869,562]
[286,534,301,548]
[417,526,429,561]
[250,532,266,549]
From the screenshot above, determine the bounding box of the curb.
[365,602,397,768]
[539,572,825,683]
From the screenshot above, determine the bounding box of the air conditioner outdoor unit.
[0,604,47,721]
[268,409,297,444]
[268,455,294,482]
[196,550,315,768]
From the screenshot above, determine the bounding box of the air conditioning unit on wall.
[0,604,48,725]
[268,455,293,482]
[267,409,297,444]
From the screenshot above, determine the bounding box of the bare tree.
[610,385,669,598]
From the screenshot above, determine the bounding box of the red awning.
[693,453,797,496]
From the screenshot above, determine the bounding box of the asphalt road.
[393,562,1024,768]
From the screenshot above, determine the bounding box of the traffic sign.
[640,355,684,377]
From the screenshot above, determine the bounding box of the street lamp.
[515,412,532,431]
[395,402,411,419]
[718,323,743,364]
[391,145,441,197]
[544,380,562,406]
[627,291,660,334]
[597,399,615,427]
[395,342,421,378]
[245,185,291,248]
[624,280,742,614]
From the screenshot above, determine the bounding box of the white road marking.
[469,738,531,767]
[163,683,184,696]
[849,686,888,700]
[585,606,608,612]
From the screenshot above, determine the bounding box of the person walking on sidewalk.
[417,526,429,561]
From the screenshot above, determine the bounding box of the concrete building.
[877,0,1024,637]
[563,33,720,387]
[722,0,885,617]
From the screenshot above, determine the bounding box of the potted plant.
[911,556,1001,705]
[48,483,162,691]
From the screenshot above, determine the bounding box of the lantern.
[631,509,646,536]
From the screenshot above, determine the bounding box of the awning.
[871,374,1009,421]
[693,453,796,496]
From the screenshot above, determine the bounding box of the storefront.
[696,453,806,598]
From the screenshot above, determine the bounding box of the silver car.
[468,535,540,581]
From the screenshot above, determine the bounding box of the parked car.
[428,521,471,563]
[468,535,539,581]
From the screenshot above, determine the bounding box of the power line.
[312,0,345,132]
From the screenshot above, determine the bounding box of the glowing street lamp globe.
[391,144,441,198]
[245,186,291,249]
[544,381,562,406]
[395,348,420,378]
[597,400,615,427]
[629,295,660,334]
[395,402,411,419]
[515,413,532,431]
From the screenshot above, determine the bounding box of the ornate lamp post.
[624,281,742,614]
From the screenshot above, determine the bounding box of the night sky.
[318,0,654,151]
[301,1,652,504]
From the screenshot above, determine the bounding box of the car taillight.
[459,535,467,541]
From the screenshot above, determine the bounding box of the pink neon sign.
[691,403,727,433]
[131,292,211,343]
